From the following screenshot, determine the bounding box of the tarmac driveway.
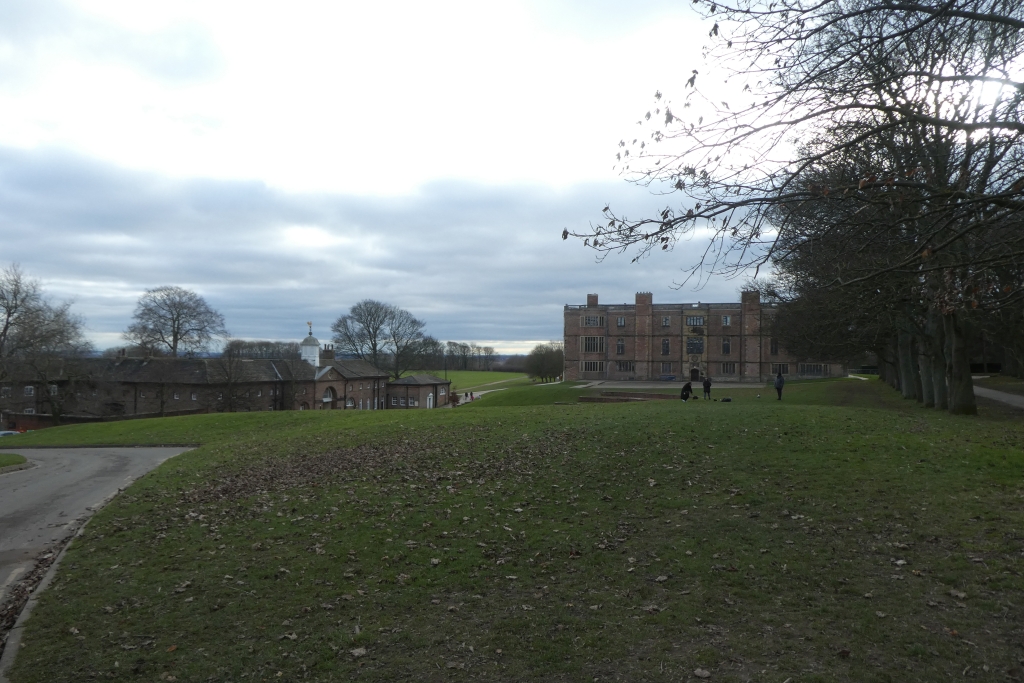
[0,447,189,605]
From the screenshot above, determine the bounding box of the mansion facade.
[564,291,845,383]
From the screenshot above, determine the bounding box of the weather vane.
[307,321,312,336]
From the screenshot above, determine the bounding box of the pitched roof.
[2,355,390,386]
[388,374,450,386]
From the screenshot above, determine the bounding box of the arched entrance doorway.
[322,386,336,409]
[690,367,700,381]
[427,393,434,409]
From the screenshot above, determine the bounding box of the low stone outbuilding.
[386,374,451,409]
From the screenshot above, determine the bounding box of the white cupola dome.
[300,321,320,367]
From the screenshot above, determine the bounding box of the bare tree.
[124,286,227,357]
[385,307,426,379]
[0,265,94,422]
[332,300,392,369]
[566,0,1024,414]
[211,347,261,412]
[525,343,564,383]
[481,346,496,371]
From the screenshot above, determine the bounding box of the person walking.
[680,381,692,402]
[774,372,785,400]
[702,376,712,400]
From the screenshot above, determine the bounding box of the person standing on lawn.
[774,372,785,400]
[702,376,712,400]
[680,381,692,402]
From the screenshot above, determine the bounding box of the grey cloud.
[0,0,221,85]
[0,146,746,350]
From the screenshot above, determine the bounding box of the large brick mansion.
[564,291,845,383]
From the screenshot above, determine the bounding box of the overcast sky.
[0,0,749,353]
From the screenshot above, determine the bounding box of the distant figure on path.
[774,372,785,400]
[702,377,712,400]
[680,382,692,402]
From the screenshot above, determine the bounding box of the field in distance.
[4,379,1023,682]
[404,370,530,394]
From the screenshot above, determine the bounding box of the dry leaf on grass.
[694,668,711,678]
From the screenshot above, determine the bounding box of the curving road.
[0,447,189,605]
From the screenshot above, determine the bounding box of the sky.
[0,0,750,353]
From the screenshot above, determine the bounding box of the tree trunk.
[917,349,934,408]
[943,311,977,416]
[911,336,923,403]
[927,308,948,410]
[897,331,917,399]
[881,340,900,390]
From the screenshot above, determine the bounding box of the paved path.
[581,379,771,390]
[974,386,1024,410]
[0,447,189,606]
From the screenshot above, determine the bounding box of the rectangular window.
[722,315,731,326]
[799,363,825,376]
[49,385,58,396]
[392,396,398,406]
[616,361,635,372]
[616,338,625,355]
[722,338,731,355]
[440,387,446,395]
[400,397,406,406]
[686,338,705,354]
[661,338,670,355]
[409,397,417,406]
[581,315,605,327]
[686,316,705,326]
[173,392,180,400]
[770,338,779,356]
[140,391,145,398]
[772,363,789,375]
[662,316,671,327]
[24,407,34,414]
[24,386,34,397]
[191,392,197,401]
[616,316,625,327]
[581,336,605,353]
[581,361,605,373]
[721,362,736,374]
[0,387,10,398]
[218,393,223,400]
[257,389,262,397]
[661,362,672,373]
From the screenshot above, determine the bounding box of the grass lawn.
[404,371,531,394]
[0,452,26,468]
[5,380,1024,682]
[974,375,1024,397]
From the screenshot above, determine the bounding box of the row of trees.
[330,299,504,377]
[569,0,1024,414]
[525,343,563,382]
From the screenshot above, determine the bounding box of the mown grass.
[405,371,530,394]
[7,380,1024,682]
[0,452,26,468]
